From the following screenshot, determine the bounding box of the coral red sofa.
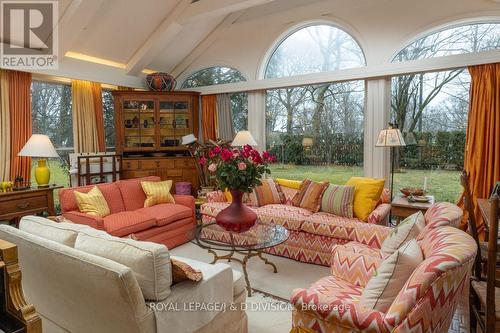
[59,176,195,249]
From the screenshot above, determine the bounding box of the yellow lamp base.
[34,159,51,187]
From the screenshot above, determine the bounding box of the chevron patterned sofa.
[291,202,477,333]
[200,180,392,266]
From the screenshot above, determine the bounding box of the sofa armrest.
[206,191,227,203]
[292,289,387,332]
[150,257,234,332]
[173,195,195,216]
[367,203,391,225]
[331,246,383,287]
[62,211,104,230]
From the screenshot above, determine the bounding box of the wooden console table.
[391,195,435,225]
[0,186,62,226]
[0,239,42,332]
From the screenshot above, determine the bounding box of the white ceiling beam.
[178,0,276,25]
[58,0,105,56]
[171,11,245,78]
[125,0,192,76]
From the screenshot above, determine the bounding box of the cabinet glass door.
[122,100,155,150]
[159,99,191,148]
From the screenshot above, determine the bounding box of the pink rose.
[208,163,217,172]
[238,162,247,171]
[212,146,221,154]
[199,156,207,165]
[232,148,240,158]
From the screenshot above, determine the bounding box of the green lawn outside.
[31,159,70,208]
[269,164,462,203]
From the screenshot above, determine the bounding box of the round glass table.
[191,221,289,296]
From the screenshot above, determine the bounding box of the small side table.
[0,185,63,227]
[194,198,207,225]
[391,195,435,225]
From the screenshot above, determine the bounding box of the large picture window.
[182,66,248,132]
[31,80,73,187]
[393,23,500,61]
[265,24,365,78]
[266,80,364,184]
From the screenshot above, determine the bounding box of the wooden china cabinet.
[113,91,200,194]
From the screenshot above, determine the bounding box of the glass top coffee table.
[191,221,289,296]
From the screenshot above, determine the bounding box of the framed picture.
[491,181,500,198]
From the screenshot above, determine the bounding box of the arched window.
[393,22,500,62]
[265,24,365,78]
[181,66,246,88]
[181,66,248,132]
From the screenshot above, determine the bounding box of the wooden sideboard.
[120,156,199,193]
[113,91,200,194]
[0,239,42,333]
[0,186,62,226]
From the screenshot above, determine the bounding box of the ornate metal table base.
[207,248,278,296]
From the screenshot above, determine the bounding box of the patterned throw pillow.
[249,178,284,207]
[141,180,175,207]
[171,258,203,283]
[380,211,425,255]
[320,184,355,218]
[360,239,423,312]
[74,186,110,217]
[292,179,329,213]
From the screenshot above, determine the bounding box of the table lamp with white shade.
[18,134,59,187]
[231,130,258,147]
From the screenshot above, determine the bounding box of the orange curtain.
[9,70,32,181]
[202,94,217,141]
[461,63,500,237]
[92,82,106,151]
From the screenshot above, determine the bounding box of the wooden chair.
[461,170,500,277]
[470,194,500,332]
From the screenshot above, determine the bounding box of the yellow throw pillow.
[141,180,175,207]
[74,186,110,217]
[346,177,385,221]
[275,178,302,190]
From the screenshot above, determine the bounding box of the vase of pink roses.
[200,144,276,233]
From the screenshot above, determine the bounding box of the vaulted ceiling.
[17,0,500,88]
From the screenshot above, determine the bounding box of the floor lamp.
[376,124,406,222]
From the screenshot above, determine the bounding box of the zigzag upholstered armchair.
[291,203,477,333]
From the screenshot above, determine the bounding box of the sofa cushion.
[117,176,161,211]
[74,186,111,217]
[303,212,390,247]
[75,229,172,301]
[141,180,175,207]
[360,239,423,312]
[346,177,385,221]
[380,211,425,255]
[137,203,193,227]
[255,204,312,231]
[19,215,94,247]
[59,182,125,214]
[250,178,285,207]
[291,275,363,316]
[103,211,156,237]
[292,179,329,213]
[320,184,355,218]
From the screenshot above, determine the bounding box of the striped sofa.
[200,182,391,266]
[291,202,476,333]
